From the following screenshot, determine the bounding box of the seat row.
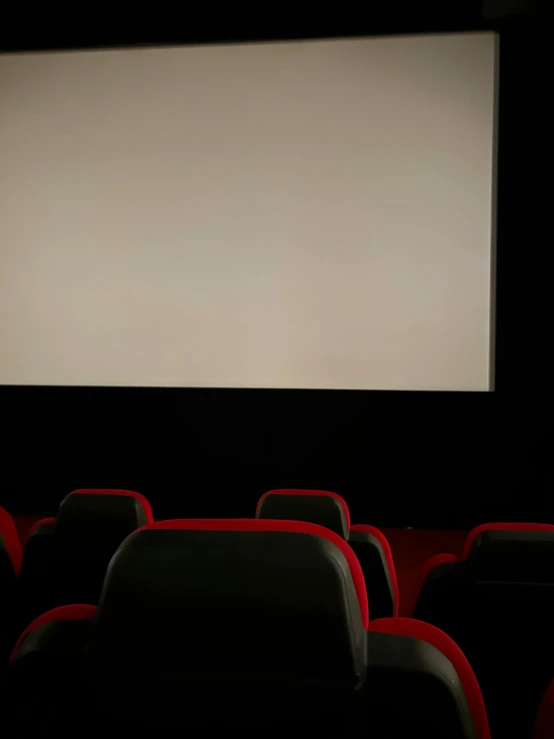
[3,511,486,737]
[1,488,553,737]
[0,489,154,662]
[1,488,397,641]
[259,490,554,739]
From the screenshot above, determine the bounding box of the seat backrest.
[0,507,21,662]
[8,520,489,738]
[366,617,490,739]
[15,519,369,733]
[533,679,554,739]
[349,524,398,618]
[18,489,152,625]
[0,506,22,578]
[256,489,350,537]
[413,523,554,739]
[257,489,397,617]
[92,520,367,689]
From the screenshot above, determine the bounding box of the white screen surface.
[0,33,497,391]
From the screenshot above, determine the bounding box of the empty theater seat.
[533,679,554,739]
[0,507,22,661]
[8,519,489,738]
[256,489,398,618]
[18,489,153,625]
[413,522,554,739]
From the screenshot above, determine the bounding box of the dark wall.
[1,7,552,526]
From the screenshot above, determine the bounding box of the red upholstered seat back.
[413,522,554,739]
[0,506,22,576]
[370,617,491,739]
[533,680,554,739]
[19,489,154,624]
[257,489,398,618]
[144,517,368,627]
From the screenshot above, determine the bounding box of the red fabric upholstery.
[70,489,154,524]
[369,617,490,739]
[144,518,368,627]
[27,517,57,539]
[256,489,351,528]
[0,506,22,576]
[10,603,97,662]
[420,553,460,580]
[533,680,554,739]
[350,523,400,616]
[463,523,554,560]
[416,526,554,612]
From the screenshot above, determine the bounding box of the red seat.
[413,522,554,739]
[18,489,153,625]
[533,679,554,739]
[9,518,488,737]
[369,617,490,739]
[0,507,21,661]
[0,506,22,576]
[256,489,398,617]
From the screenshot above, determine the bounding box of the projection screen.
[0,33,497,391]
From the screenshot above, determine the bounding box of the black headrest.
[54,492,149,540]
[257,492,349,538]
[92,522,367,681]
[467,529,554,583]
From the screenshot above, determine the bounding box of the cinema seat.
[0,507,22,662]
[533,680,554,739]
[8,519,488,738]
[413,522,554,739]
[18,489,153,626]
[256,489,398,618]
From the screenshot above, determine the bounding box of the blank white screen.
[0,33,496,390]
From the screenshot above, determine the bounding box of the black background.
[0,2,552,526]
